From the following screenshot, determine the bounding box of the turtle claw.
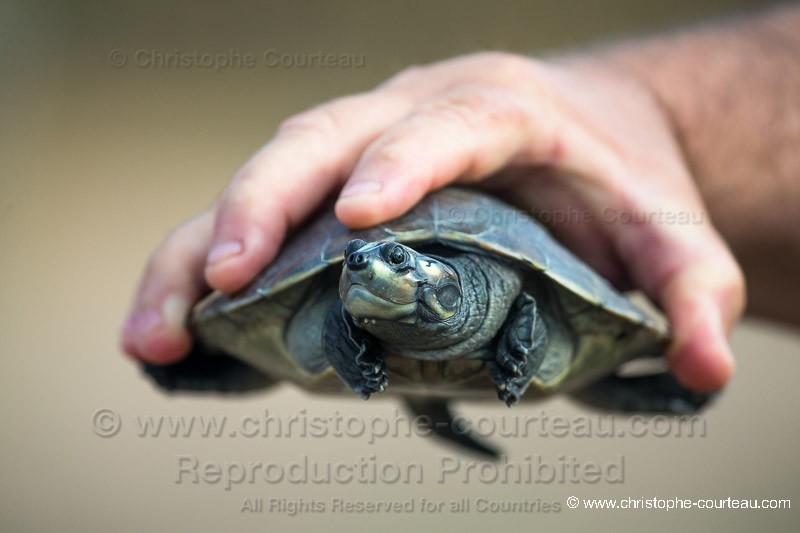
[357,363,388,400]
[496,381,523,407]
[359,378,386,401]
[496,350,527,377]
[501,393,519,408]
[490,365,524,406]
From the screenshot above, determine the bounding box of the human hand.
[121,52,744,392]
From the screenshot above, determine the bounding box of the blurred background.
[2,0,798,531]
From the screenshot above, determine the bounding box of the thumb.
[616,216,745,391]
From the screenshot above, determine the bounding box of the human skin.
[595,4,800,327]
[121,3,799,393]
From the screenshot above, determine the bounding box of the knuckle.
[212,173,244,210]
[381,64,428,89]
[276,105,343,142]
[145,222,200,278]
[467,52,540,85]
[417,84,525,132]
[419,87,494,130]
[468,51,523,68]
[366,137,415,168]
[216,181,260,221]
[217,173,292,231]
[143,240,175,281]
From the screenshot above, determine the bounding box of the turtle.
[142,187,714,457]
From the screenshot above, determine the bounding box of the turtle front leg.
[322,301,387,399]
[491,292,547,406]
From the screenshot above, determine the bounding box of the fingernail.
[339,180,382,199]
[207,239,243,265]
[161,294,190,329]
[129,308,162,333]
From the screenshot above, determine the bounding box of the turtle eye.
[387,245,407,266]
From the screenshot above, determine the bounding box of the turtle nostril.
[344,239,368,258]
[347,252,368,270]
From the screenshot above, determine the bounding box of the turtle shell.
[191,187,669,399]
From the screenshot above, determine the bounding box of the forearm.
[593,4,800,325]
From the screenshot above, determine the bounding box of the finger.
[205,91,415,293]
[378,52,542,99]
[494,165,742,390]
[611,200,746,391]
[121,211,214,364]
[335,83,621,227]
[661,263,742,392]
[490,167,630,288]
[333,76,744,391]
[205,53,541,292]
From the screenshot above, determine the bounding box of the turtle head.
[339,239,462,324]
